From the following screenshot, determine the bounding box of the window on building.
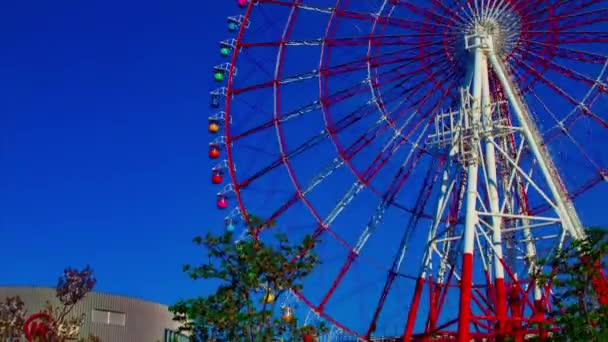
[91,309,107,323]
[91,308,126,326]
[164,329,189,342]
[108,311,126,326]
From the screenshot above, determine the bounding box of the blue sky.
[0,1,226,303]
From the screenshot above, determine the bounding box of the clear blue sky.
[1,1,228,303]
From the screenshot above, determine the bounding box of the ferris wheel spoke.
[336,107,425,176]
[356,121,429,184]
[367,64,459,118]
[331,86,425,145]
[520,0,578,16]
[256,0,451,32]
[324,46,446,78]
[231,71,317,94]
[474,227,539,312]
[525,31,608,44]
[230,101,321,141]
[313,181,366,240]
[482,0,518,22]
[531,173,607,215]
[276,180,370,259]
[509,0,550,16]
[334,64,444,108]
[235,79,436,189]
[302,127,432,254]
[231,45,441,107]
[261,105,432,233]
[531,98,602,176]
[560,0,604,12]
[392,1,463,29]
[403,168,465,339]
[316,150,426,314]
[333,78,453,175]
[236,109,372,190]
[522,50,607,94]
[325,81,414,128]
[329,69,454,145]
[372,54,459,105]
[523,83,606,173]
[236,130,328,189]
[241,33,447,49]
[334,43,448,81]
[369,50,453,87]
[254,0,330,12]
[250,107,427,230]
[366,157,444,338]
[232,45,442,96]
[528,8,608,30]
[259,156,346,234]
[520,39,608,64]
[525,0,602,23]
[333,8,458,32]
[510,57,608,129]
[426,0,470,25]
[436,175,466,279]
[351,81,457,185]
[545,81,607,136]
[230,56,438,142]
[508,60,608,123]
[529,52,608,93]
[356,64,452,136]
[323,53,447,108]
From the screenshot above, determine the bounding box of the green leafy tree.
[170,215,326,341]
[536,228,608,341]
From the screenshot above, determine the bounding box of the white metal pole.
[481,50,504,281]
[487,53,584,241]
[481,49,508,329]
[458,32,484,342]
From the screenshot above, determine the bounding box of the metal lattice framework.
[207,0,608,340]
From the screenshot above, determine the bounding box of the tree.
[41,266,99,342]
[0,296,27,340]
[536,228,608,341]
[0,266,100,342]
[170,215,327,341]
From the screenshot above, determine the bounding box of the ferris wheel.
[207,0,608,340]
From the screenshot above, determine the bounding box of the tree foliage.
[537,228,608,341]
[0,296,27,340]
[170,215,326,341]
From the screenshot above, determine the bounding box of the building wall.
[0,286,185,342]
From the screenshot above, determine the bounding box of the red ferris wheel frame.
[212,0,608,340]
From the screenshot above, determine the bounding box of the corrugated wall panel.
[0,287,182,342]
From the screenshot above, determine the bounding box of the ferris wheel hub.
[461,5,521,59]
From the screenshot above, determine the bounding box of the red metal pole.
[457,253,473,342]
[495,277,507,337]
[403,277,425,341]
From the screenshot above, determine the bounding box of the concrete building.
[0,286,187,342]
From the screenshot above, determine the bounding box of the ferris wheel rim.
[215,0,608,339]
